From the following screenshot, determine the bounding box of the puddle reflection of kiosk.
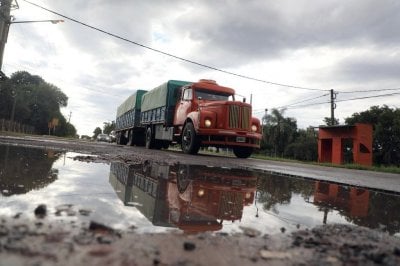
[313,181,370,224]
[109,162,257,233]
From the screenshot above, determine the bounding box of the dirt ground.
[1,134,400,265]
[1,212,400,266]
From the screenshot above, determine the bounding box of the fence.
[0,119,35,134]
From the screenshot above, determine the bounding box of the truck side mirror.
[243,98,246,103]
[198,97,202,100]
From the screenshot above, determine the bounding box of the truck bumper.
[197,129,262,148]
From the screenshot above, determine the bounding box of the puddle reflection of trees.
[256,173,400,235]
[0,145,61,196]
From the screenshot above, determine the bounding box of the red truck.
[115,79,262,158]
[109,161,257,233]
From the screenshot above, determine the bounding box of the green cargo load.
[141,80,191,112]
[117,90,147,118]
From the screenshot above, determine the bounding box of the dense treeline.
[261,108,318,162]
[0,71,76,137]
[260,105,400,166]
[345,105,400,166]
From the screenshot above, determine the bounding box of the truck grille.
[218,191,243,218]
[229,105,251,129]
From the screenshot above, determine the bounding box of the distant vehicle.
[109,131,116,142]
[97,134,110,142]
[115,79,262,158]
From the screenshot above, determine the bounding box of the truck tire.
[177,164,190,193]
[145,127,154,149]
[233,147,253,158]
[162,141,170,149]
[127,130,134,146]
[117,132,128,145]
[181,122,200,155]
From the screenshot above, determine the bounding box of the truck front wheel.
[181,122,200,154]
[233,147,253,158]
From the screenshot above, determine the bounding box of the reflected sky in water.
[1,144,399,235]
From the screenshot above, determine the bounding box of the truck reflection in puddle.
[109,161,257,233]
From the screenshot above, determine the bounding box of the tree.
[285,127,318,161]
[262,108,297,157]
[103,121,115,135]
[0,71,74,136]
[323,117,339,126]
[345,105,400,166]
[93,127,102,138]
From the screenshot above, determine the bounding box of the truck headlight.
[197,189,205,197]
[205,119,212,128]
[251,125,257,132]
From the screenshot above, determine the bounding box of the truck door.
[174,88,193,126]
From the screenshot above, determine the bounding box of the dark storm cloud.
[333,55,400,83]
[174,0,400,67]
[23,1,399,67]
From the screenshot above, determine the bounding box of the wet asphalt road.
[1,134,399,193]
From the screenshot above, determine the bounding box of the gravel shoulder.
[1,134,400,265]
[1,214,400,266]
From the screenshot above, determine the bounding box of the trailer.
[115,79,262,158]
[115,89,147,145]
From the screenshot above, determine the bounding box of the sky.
[3,0,400,136]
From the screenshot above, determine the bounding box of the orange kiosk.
[318,123,373,166]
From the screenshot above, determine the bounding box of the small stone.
[259,250,292,260]
[79,209,92,216]
[394,247,400,256]
[89,221,114,234]
[280,227,286,233]
[239,226,261,237]
[13,213,22,219]
[183,242,196,251]
[88,245,113,257]
[34,204,47,218]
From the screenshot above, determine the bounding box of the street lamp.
[0,0,64,73]
[10,19,64,24]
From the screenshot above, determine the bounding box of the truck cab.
[173,79,262,158]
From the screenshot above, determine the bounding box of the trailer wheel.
[162,141,170,149]
[181,122,200,154]
[145,127,154,149]
[117,132,128,145]
[233,147,253,158]
[127,130,134,146]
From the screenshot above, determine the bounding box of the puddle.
[1,144,400,235]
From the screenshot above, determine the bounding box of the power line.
[21,0,327,92]
[337,87,400,94]
[335,92,400,103]
[285,92,400,109]
[274,93,330,109]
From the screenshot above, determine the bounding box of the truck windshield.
[195,89,231,101]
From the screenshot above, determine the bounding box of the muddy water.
[1,144,399,236]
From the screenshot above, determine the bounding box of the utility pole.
[0,1,60,74]
[330,89,337,125]
[0,0,16,74]
[68,111,72,123]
